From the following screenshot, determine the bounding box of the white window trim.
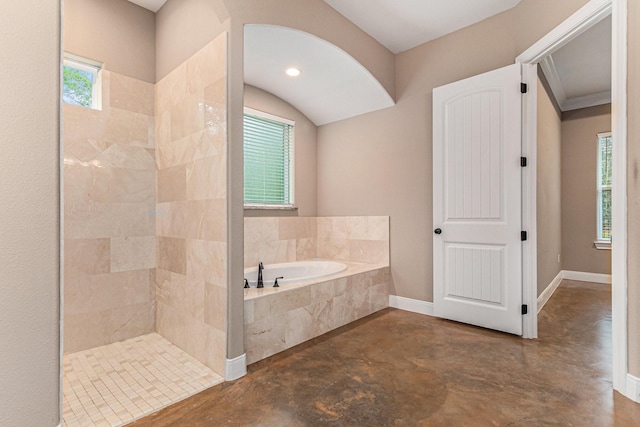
[243,107,296,209]
[243,204,299,211]
[244,107,295,126]
[596,131,612,247]
[63,53,102,110]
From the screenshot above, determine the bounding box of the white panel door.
[433,64,523,335]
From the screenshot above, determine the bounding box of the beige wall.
[244,85,318,217]
[561,105,612,276]
[155,0,229,80]
[317,94,432,300]
[510,0,594,55]
[64,0,156,83]
[537,77,563,296]
[318,0,588,302]
[0,0,60,425]
[627,0,640,377]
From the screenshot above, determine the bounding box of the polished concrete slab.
[132,280,640,426]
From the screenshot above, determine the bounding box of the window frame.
[595,131,612,250]
[243,107,296,210]
[63,53,102,110]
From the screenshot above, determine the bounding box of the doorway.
[517,0,629,398]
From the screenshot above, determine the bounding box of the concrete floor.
[132,280,640,426]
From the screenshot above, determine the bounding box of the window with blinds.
[596,132,612,244]
[243,108,295,207]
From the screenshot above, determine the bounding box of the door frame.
[517,0,631,399]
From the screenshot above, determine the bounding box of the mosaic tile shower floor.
[63,333,223,427]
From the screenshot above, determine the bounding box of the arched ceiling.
[244,24,395,126]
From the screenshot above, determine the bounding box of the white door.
[433,64,523,335]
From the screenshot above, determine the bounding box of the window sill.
[594,240,611,250]
[244,204,298,211]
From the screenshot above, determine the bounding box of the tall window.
[596,132,612,248]
[243,108,295,207]
[63,55,101,109]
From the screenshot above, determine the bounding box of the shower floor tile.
[63,333,223,427]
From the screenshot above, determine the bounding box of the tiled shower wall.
[155,34,228,376]
[63,70,156,353]
[244,216,390,268]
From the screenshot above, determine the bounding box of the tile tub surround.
[244,216,389,268]
[155,34,228,376]
[63,69,157,353]
[317,216,390,265]
[244,263,390,364]
[244,217,317,268]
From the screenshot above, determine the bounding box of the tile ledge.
[243,259,387,301]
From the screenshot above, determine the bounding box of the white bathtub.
[244,260,347,287]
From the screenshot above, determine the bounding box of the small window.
[63,55,102,109]
[596,132,612,249]
[243,108,295,208]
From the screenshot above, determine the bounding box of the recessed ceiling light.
[286,67,301,77]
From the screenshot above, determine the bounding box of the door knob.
[434,228,442,235]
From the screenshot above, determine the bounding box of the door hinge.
[521,231,528,241]
[522,304,528,315]
[521,157,527,167]
[521,83,528,94]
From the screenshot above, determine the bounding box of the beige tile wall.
[155,34,227,376]
[244,216,389,269]
[244,217,316,268]
[244,267,390,364]
[63,70,156,354]
[317,216,389,265]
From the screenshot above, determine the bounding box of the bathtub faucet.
[257,262,264,288]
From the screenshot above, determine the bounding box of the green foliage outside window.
[598,134,612,240]
[63,66,93,108]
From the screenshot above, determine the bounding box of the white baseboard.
[389,295,434,316]
[626,374,640,403]
[391,270,610,319]
[224,354,247,381]
[537,270,612,314]
[537,270,563,313]
[562,270,612,284]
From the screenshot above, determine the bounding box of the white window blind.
[243,108,294,206]
[597,132,612,243]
